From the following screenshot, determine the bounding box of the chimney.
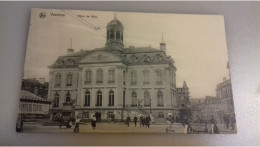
[39,78,45,84]
[67,49,74,55]
[160,42,166,53]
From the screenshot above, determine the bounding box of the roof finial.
[114,13,117,19]
[70,38,73,48]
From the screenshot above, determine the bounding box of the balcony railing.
[143,81,150,84]
[156,81,163,85]
[84,81,91,85]
[131,82,137,85]
[144,104,151,107]
[157,104,164,107]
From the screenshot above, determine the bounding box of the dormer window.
[130,55,137,62]
[143,55,150,62]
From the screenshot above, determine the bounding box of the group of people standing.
[126,114,151,128]
[223,113,236,130]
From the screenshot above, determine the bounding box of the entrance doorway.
[95,112,101,122]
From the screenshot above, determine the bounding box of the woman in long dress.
[74,116,81,133]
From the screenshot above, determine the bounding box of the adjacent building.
[176,81,190,108]
[21,78,49,99]
[190,77,235,123]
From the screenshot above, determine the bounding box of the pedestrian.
[140,115,144,127]
[223,114,230,129]
[91,115,96,129]
[59,115,63,128]
[126,114,131,127]
[145,115,151,128]
[74,116,81,133]
[134,115,138,127]
[210,116,216,134]
[230,114,236,130]
[166,115,174,132]
[111,114,115,123]
[213,121,219,134]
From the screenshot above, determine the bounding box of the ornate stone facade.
[48,16,183,121]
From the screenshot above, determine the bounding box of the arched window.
[130,71,137,85]
[53,92,59,107]
[108,91,114,106]
[84,91,90,106]
[144,90,150,107]
[157,90,163,107]
[66,91,71,103]
[55,73,61,86]
[96,91,102,106]
[131,91,137,107]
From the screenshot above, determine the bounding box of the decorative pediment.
[79,51,122,64]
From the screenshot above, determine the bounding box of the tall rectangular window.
[108,69,115,83]
[85,71,91,84]
[156,70,163,84]
[66,73,72,86]
[55,74,61,86]
[143,70,149,84]
[131,71,137,85]
[96,69,103,83]
[157,90,164,107]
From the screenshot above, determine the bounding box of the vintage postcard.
[16,8,236,134]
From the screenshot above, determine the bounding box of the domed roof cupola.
[106,13,124,49]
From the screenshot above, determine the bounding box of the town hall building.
[48,16,189,121]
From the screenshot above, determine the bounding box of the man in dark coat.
[223,114,230,129]
[145,115,151,128]
[139,115,144,127]
[126,115,131,127]
[134,115,138,127]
